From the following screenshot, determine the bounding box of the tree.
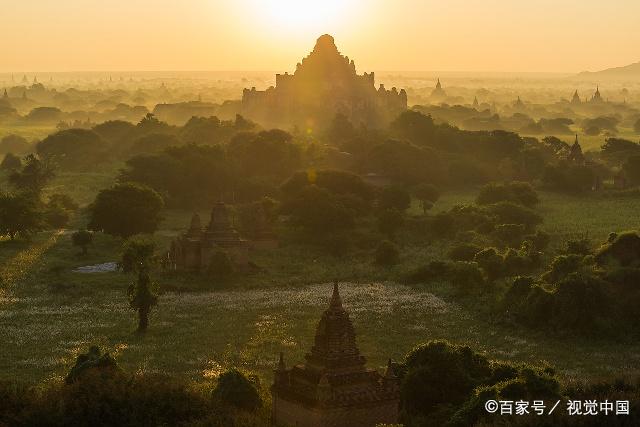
[65,346,120,384]
[72,230,93,255]
[122,236,158,333]
[622,154,640,186]
[0,153,21,171]
[375,240,400,266]
[635,118,640,135]
[0,134,30,155]
[8,154,54,195]
[212,369,262,411]
[413,183,440,214]
[36,128,106,169]
[88,183,164,238]
[0,192,42,239]
[379,186,411,212]
[377,208,404,239]
[280,185,355,235]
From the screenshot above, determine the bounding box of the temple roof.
[304,283,366,374]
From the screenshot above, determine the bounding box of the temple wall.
[273,396,399,427]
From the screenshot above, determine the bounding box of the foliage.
[448,243,481,262]
[88,183,164,238]
[8,154,54,195]
[412,183,440,214]
[0,192,42,239]
[379,186,411,212]
[483,201,542,231]
[595,231,640,267]
[473,248,504,281]
[375,240,400,266]
[279,185,355,235]
[622,154,640,186]
[0,153,21,170]
[476,181,539,207]
[71,230,93,255]
[127,270,158,333]
[36,128,106,169]
[120,235,156,273]
[492,223,525,248]
[65,346,120,384]
[207,250,234,279]
[377,208,405,239]
[212,369,262,411]
[227,129,301,180]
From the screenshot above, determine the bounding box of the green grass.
[4,192,640,388]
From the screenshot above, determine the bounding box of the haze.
[2,0,640,73]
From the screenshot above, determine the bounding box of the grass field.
[3,190,640,389]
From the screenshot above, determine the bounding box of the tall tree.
[121,236,158,333]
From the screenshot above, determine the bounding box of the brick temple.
[168,202,249,270]
[271,284,400,427]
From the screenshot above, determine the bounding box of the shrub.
[405,261,450,284]
[542,254,584,283]
[595,231,640,267]
[492,223,525,248]
[378,186,411,212]
[377,208,404,238]
[476,182,539,207]
[448,243,482,261]
[65,346,120,384]
[71,230,93,255]
[208,251,234,278]
[484,201,542,231]
[375,240,400,266]
[450,262,485,290]
[473,248,504,281]
[524,229,550,251]
[565,236,592,255]
[212,369,262,411]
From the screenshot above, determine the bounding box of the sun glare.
[252,0,352,33]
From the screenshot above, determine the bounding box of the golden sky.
[2,0,639,73]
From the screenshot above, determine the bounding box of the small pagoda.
[271,284,400,427]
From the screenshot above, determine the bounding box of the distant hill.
[575,62,640,80]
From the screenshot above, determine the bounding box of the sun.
[251,0,353,33]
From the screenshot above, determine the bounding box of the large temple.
[271,284,400,427]
[241,34,407,129]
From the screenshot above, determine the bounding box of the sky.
[1,0,639,73]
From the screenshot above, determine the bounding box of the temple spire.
[277,352,286,371]
[330,282,342,309]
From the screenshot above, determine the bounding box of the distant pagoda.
[242,34,406,129]
[571,90,581,104]
[430,77,446,100]
[271,283,400,427]
[590,86,603,103]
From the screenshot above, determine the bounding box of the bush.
[405,261,450,284]
[448,243,481,262]
[65,346,120,384]
[492,223,525,248]
[476,182,539,207]
[378,186,411,212]
[542,254,584,283]
[212,369,262,411]
[450,262,485,290]
[71,230,93,255]
[473,248,504,281]
[375,240,400,266]
[88,182,164,238]
[484,201,542,231]
[208,251,234,278]
[523,229,550,251]
[595,231,640,267]
[377,208,404,239]
[565,236,592,255]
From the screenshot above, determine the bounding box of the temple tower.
[271,284,400,427]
